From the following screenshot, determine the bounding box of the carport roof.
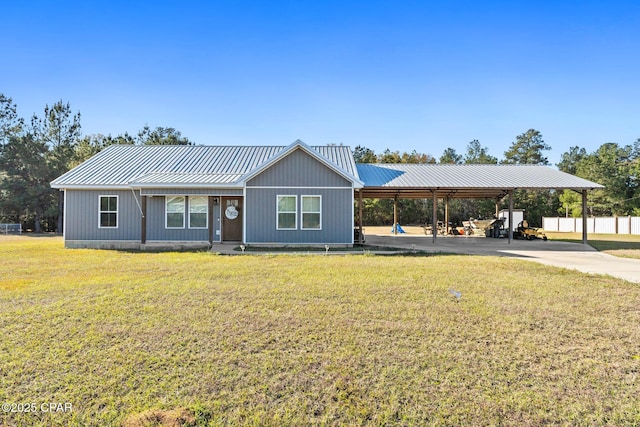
[356,163,604,199]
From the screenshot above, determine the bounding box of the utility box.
[499,209,524,232]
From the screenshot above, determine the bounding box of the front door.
[222,197,243,241]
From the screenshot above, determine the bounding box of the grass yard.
[545,232,640,259]
[1,236,639,426]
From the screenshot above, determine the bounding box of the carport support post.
[393,195,398,235]
[432,190,437,244]
[358,190,363,244]
[508,190,513,244]
[582,190,588,244]
[444,197,449,235]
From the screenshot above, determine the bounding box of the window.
[189,196,208,229]
[99,195,118,228]
[277,195,297,230]
[166,196,185,228]
[301,196,321,230]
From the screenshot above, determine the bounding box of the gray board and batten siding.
[64,190,141,243]
[245,148,355,244]
[145,195,221,243]
[245,188,354,244]
[246,148,353,188]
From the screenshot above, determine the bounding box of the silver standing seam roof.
[51,142,603,198]
[356,163,603,199]
[51,143,359,188]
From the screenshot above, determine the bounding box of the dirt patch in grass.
[122,408,196,427]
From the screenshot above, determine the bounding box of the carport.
[353,164,604,245]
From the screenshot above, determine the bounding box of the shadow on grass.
[233,245,467,258]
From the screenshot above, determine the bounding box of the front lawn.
[1,236,639,426]
[545,232,640,259]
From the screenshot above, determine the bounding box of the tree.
[378,149,402,163]
[0,94,24,145]
[439,148,462,164]
[464,139,497,164]
[0,134,54,232]
[576,142,638,215]
[558,190,583,217]
[137,125,192,145]
[30,101,82,233]
[353,145,377,163]
[503,129,550,165]
[400,150,435,164]
[557,146,587,175]
[31,101,82,176]
[502,130,554,226]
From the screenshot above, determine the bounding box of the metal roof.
[51,143,604,198]
[51,143,358,188]
[129,172,244,186]
[356,164,604,199]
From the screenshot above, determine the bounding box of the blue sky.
[3,0,639,165]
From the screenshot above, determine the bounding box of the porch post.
[358,190,364,244]
[582,190,588,245]
[141,195,147,244]
[208,196,215,245]
[393,195,398,235]
[432,190,437,244]
[508,190,513,244]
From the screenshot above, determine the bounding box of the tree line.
[0,94,192,232]
[355,129,640,227]
[1,93,638,231]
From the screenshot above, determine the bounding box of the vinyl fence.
[542,216,640,235]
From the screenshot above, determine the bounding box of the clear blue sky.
[3,0,639,165]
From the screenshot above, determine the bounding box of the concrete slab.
[499,250,640,284]
[363,233,640,284]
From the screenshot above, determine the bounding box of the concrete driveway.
[364,234,640,284]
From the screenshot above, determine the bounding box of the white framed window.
[166,196,185,228]
[189,196,208,229]
[98,195,118,228]
[301,195,321,230]
[277,195,297,230]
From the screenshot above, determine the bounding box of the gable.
[246,148,352,187]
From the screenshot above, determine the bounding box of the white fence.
[542,216,640,235]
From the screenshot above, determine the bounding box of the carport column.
[444,197,449,235]
[358,190,363,244]
[508,190,513,244]
[393,195,398,235]
[582,190,588,245]
[432,190,437,244]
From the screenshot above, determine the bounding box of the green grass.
[545,232,640,259]
[1,236,640,426]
